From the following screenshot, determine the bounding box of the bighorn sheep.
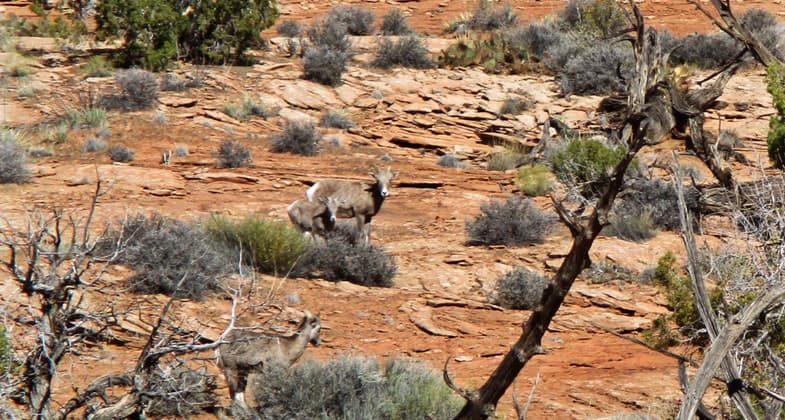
[306,165,398,244]
[217,311,321,406]
[287,196,339,242]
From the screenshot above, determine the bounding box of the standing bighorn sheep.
[287,196,339,242]
[217,311,321,406]
[306,165,398,244]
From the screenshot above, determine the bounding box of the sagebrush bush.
[115,69,159,110]
[327,5,375,36]
[160,73,187,92]
[293,240,397,287]
[81,55,113,77]
[768,62,785,168]
[372,35,434,69]
[107,144,135,162]
[0,128,29,184]
[550,138,629,200]
[516,164,556,197]
[466,196,552,246]
[303,17,353,86]
[277,19,302,37]
[142,366,218,417]
[560,43,633,95]
[206,214,309,276]
[499,96,532,115]
[272,120,321,156]
[604,208,657,242]
[494,266,549,310]
[105,213,232,300]
[437,154,468,169]
[252,356,462,419]
[468,1,519,32]
[216,139,252,168]
[669,33,739,69]
[319,109,354,129]
[381,8,412,35]
[82,137,107,153]
[486,148,525,171]
[613,177,701,232]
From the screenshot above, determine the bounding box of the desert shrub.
[469,1,519,32]
[142,365,219,417]
[768,62,785,169]
[381,8,412,35]
[437,154,469,169]
[81,55,113,77]
[585,260,636,284]
[277,19,302,37]
[613,177,701,232]
[741,8,782,59]
[486,145,526,171]
[252,356,461,419]
[45,123,69,144]
[559,0,625,38]
[560,42,633,95]
[327,5,375,36]
[160,73,187,92]
[82,137,107,153]
[499,95,532,115]
[669,33,739,69]
[603,208,657,242]
[0,128,29,184]
[516,164,556,197]
[205,214,309,276]
[550,138,629,200]
[0,325,16,376]
[108,213,231,300]
[466,196,552,246]
[66,107,107,128]
[372,35,434,69]
[272,120,321,156]
[216,139,252,168]
[28,148,53,158]
[107,144,135,162]
[224,96,274,121]
[509,22,564,60]
[319,109,354,129]
[494,266,549,310]
[293,240,397,287]
[303,44,352,86]
[153,111,168,124]
[115,68,159,110]
[174,145,189,157]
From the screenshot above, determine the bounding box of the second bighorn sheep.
[306,165,398,244]
[287,196,339,242]
[217,311,321,406]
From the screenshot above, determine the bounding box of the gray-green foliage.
[216,139,252,168]
[114,68,159,110]
[142,366,218,417]
[107,144,135,162]
[319,109,354,129]
[466,196,553,246]
[372,35,434,69]
[0,128,29,184]
[327,5,375,36]
[272,120,321,156]
[251,356,462,419]
[293,240,397,287]
[550,138,630,200]
[494,266,549,310]
[303,17,354,86]
[381,8,412,36]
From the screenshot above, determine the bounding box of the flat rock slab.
[273,79,343,109]
[400,300,458,337]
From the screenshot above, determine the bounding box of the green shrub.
[506,21,564,61]
[216,139,252,168]
[486,147,525,171]
[45,122,70,144]
[223,96,274,121]
[327,5,375,36]
[494,267,549,310]
[381,8,412,36]
[319,109,354,129]
[466,196,552,246]
[272,120,321,156]
[82,55,113,77]
[559,0,625,38]
[293,240,397,287]
[550,138,629,200]
[105,213,232,300]
[66,107,107,128]
[107,144,135,162]
[0,325,15,376]
[206,214,309,276]
[251,356,462,419]
[516,164,556,197]
[142,365,218,417]
[0,128,30,184]
[372,35,434,69]
[277,19,302,37]
[767,62,785,169]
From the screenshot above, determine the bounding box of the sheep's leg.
[363,216,372,244]
[223,367,241,403]
[355,214,366,244]
[232,369,249,406]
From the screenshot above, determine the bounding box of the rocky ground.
[1,0,784,418]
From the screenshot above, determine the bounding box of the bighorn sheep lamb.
[217,311,321,406]
[306,165,398,244]
[287,196,339,242]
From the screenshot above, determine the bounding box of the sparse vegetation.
[613,178,700,232]
[767,62,785,169]
[107,144,135,162]
[494,266,549,310]
[81,55,113,77]
[215,139,252,168]
[486,146,525,171]
[272,120,321,156]
[499,95,532,115]
[277,19,302,37]
[114,68,159,110]
[45,123,70,144]
[174,145,189,157]
[560,43,633,95]
[319,109,354,129]
[142,366,218,417]
[0,128,29,184]
[66,107,107,128]
[372,35,434,69]
[669,33,739,69]
[303,17,354,86]
[551,138,629,200]
[604,208,657,242]
[516,164,556,197]
[251,356,462,419]
[560,0,626,38]
[160,73,187,91]
[381,8,412,36]
[437,154,469,169]
[466,196,552,246]
[294,240,397,287]
[327,5,375,36]
[82,137,107,153]
[223,96,274,121]
[446,0,518,33]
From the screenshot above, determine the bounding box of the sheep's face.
[322,197,339,224]
[370,166,399,198]
[307,316,322,347]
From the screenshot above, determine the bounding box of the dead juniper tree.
[0,181,224,418]
[447,2,671,418]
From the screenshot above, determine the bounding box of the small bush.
[468,1,519,32]
[559,0,625,38]
[506,22,564,61]
[206,214,309,276]
[613,177,701,232]
[669,33,739,69]
[768,62,785,168]
[372,35,434,69]
[486,147,525,171]
[108,213,232,300]
[319,109,354,129]
[45,123,69,144]
[0,128,29,184]
[82,137,107,153]
[560,43,633,95]
[160,73,187,92]
[174,145,189,157]
[603,208,657,242]
[327,5,375,36]
[153,111,168,124]
[277,19,302,37]
[550,138,629,200]
[499,96,531,115]
[466,196,552,246]
[69,107,107,128]
[303,44,352,87]
[115,68,159,110]
[272,120,321,156]
[494,266,549,310]
[82,55,113,77]
[215,139,252,168]
[107,144,135,162]
[294,240,397,287]
[0,325,16,376]
[516,164,556,197]
[142,365,218,417]
[437,154,469,169]
[252,356,462,419]
[381,9,412,36]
